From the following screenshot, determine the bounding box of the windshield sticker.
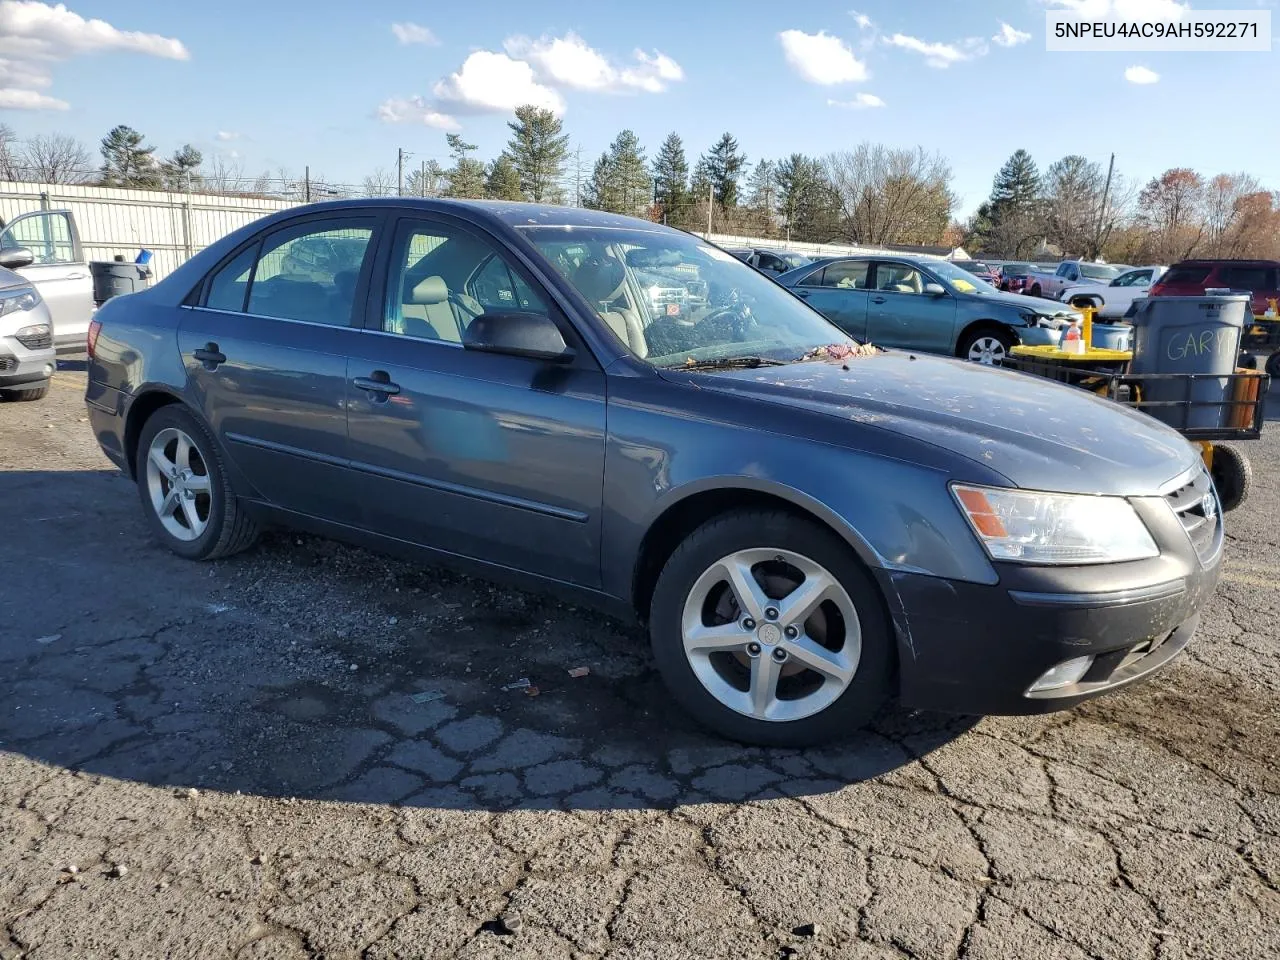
[951,278,977,293]
[698,245,737,263]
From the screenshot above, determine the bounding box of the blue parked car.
[777,255,1079,364]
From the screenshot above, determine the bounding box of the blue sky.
[0,0,1275,216]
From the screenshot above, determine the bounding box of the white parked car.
[1060,265,1168,318]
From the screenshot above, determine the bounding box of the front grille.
[15,330,51,350]
[1164,466,1220,562]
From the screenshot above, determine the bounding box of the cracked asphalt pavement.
[2,363,1278,959]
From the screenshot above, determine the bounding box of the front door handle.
[353,371,401,400]
[193,342,226,369]
[795,288,812,298]
[871,296,887,304]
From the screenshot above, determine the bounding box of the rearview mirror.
[924,282,947,297]
[0,247,35,270]
[462,311,575,363]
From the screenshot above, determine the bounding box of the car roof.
[1169,258,1280,267]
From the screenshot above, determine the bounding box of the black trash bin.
[1129,294,1249,430]
[89,259,151,307]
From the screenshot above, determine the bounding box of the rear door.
[178,212,381,523]
[0,211,93,347]
[791,260,871,339]
[344,213,607,587]
[865,261,957,353]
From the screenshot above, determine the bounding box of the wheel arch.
[122,386,185,479]
[955,318,1017,358]
[630,479,883,622]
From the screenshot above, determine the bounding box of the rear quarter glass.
[1161,266,1213,285]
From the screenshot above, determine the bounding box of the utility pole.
[304,165,311,203]
[573,145,583,207]
[706,179,714,236]
[420,160,426,197]
[1093,152,1115,258]
[397,148,411,197]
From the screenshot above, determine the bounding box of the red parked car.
[1148,259,1280,316]
[996,262,1039,294]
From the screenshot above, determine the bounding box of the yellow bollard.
[1073,304,1095,351]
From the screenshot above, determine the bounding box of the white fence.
[0,181,302,280]
[694,231,963,261]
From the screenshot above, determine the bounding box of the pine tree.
[651,132,689,223]
[585,130,650,215]
[443,133,486,199]
[405,159,445,198]
[974,149,1044,257]
[991,149,1041,210]
[776,153,830,241]
[161,144,202,190]
[99,125,160,188]
[745,159,777,233]
[485,154,524,201]
[700,133,747,208]
[505,105,570,203]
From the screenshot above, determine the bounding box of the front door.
[792,260,872,340]
[0,210,93,347]
[178,214,380,523]
[345,215,607,588]
[865,261,957,353]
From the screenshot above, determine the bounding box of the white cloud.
[502,32,683,93]
[215,130,241,141]
[885,32,987,67]
[1041,0,1188,20]
[1124,64,1160,83]
[391,22,438,46]
[778,29,869,84]
[850,10,874,29]
[993,22,1032,47]
[827,92,886,109]
[0,1,188,110]
[433,50,565,114]
[376,95,459,129]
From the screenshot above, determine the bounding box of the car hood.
[0,266,29,290]
[966,288,1076,315]
[671,353,1198,496]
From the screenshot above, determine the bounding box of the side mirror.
[0,246,35,270]
[923,282,947,297]
[462,311,575,363]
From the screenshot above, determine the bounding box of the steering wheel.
[699,292,757,341]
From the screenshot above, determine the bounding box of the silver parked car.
[0,252,56,402]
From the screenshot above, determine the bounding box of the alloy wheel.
[968,336,1007,365]
[145,427,212,541]
[680,548,861,722]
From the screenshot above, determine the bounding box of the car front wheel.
[649,509,893,746]
[135,405,259,560]
[960,327,1015,365]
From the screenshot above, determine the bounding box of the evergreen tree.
[776,153,826,240]
[99,125,160,187]
[584,130,650,214]
[485,154,524,200]
[405,159,445,198]
[651,132,689,223]
[505,105,570,203]
[700,133,747,208]
[973,149,1044,256]
[443,133,486,199]
[745,159,778,232]
[160,144,202,190]
[991,149,1041,210]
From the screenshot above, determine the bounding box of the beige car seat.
[571,258,647,357]
[399,276,481,341]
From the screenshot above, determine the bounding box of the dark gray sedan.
[85,201,1221,746]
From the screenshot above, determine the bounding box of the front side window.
[0,212,76,264]
[522,225,853,366]
[229,221,374,325]
[875,263,928,295]
[384,221,549,343]
[1114,270,1151,287]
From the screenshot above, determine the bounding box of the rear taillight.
[86,317,101,358]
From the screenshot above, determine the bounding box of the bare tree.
[20,133,93,184]
[202,154,251,195]
[1136,168,1206,262]
[0,124,19,181]
[822,145,955,246]
[361,167,396,198]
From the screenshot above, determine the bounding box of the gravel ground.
[2,362,1278,960]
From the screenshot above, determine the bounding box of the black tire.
[1069,295,1102,310]
[134,405,259,560]
[0,382,49,402]
[957,325,1016,365]
[1210,444,1252,513]
[1029,284,1042,298]
[648,509,894,747]
[1266,350,1280,380]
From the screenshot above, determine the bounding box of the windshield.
[521,226,856,366]
[1079,263,1125,281]
[956,261,991,275]
[1002,263,1035,275]
[922,258,998,295]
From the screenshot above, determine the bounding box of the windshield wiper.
[676,356,790,370]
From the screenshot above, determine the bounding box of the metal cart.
[1006,308,1269,511]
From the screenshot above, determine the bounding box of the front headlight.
[1020,311,1066,329]
[0,285,41,318]
[952,484,1158,564]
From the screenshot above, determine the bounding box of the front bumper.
[881,486,1222,715]
[0,342,55,388]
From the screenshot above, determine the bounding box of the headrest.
[572,257,625,304]
[410,276,448,305]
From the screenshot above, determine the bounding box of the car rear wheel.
[1029,284,1042,298]
[960,327,1015,365]
[649,509,893,747]
[135,405,259,560]
[0,383,49,401]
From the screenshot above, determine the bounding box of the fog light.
[1028,655,1095,693]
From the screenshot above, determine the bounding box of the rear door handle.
[353,372,401,399]
[64,272,89,280]
[795,288,812,298]
[193,342,226,369]
[871,296,887,304]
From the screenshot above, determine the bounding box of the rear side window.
[1161,265,1212,285]
[1219,266,1277,291]
[246,223,373,325]
[816,261,870,289]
